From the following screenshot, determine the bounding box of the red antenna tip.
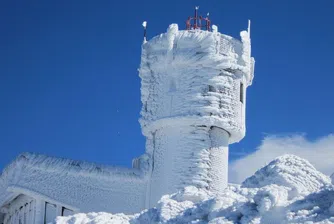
[186,7,211,31]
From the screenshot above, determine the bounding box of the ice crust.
[56,155,334,224]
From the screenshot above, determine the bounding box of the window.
[208,85,216,92]
[169,78,177,92]
[44,202,57,224]
[61,207,73,217]
[240,82,244,103]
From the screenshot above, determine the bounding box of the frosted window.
[18,207,23,224]
[29,201,35,224]
[240,82,244,103]
[24,204,28,224]
[44,202,57,224]
[169,78,177,92]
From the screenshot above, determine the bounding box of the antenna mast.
[186,6,211,31]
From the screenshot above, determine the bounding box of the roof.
[0,153,148,214]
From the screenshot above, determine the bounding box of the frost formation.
[57,155,334,224]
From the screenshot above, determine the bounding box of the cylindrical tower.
[139,23,255,206]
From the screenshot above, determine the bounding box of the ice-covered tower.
[139,14,255,206]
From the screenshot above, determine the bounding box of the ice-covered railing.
[219,34,242,57]
[0,152,149,213]
[0,153,144,182]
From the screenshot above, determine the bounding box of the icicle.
[212,25,218,33]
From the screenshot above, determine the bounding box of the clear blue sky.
[1,0,333,170]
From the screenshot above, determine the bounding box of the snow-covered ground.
[56,155,334,224]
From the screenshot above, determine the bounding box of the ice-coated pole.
[142,21,147,43]
[194,6,199,29]
[206,12,210,31]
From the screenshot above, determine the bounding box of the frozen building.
[0,9,254,224]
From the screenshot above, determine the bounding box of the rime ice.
[57,155,334,224]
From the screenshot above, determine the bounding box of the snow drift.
[242,155,332,197]
[56,154,334,224]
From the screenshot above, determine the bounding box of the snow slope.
[56,155,334,224]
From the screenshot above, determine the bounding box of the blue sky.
[1,0,334,171]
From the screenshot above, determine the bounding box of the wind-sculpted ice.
[56,155,334,224]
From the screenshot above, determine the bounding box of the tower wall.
[147,124,229,206]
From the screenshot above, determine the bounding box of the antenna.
[206,12,211,31]
[248,20,251,37]
[186,7,211,31]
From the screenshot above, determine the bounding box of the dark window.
[240,83,244,103]
[208,85,216,92]
[62,207,74,216]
